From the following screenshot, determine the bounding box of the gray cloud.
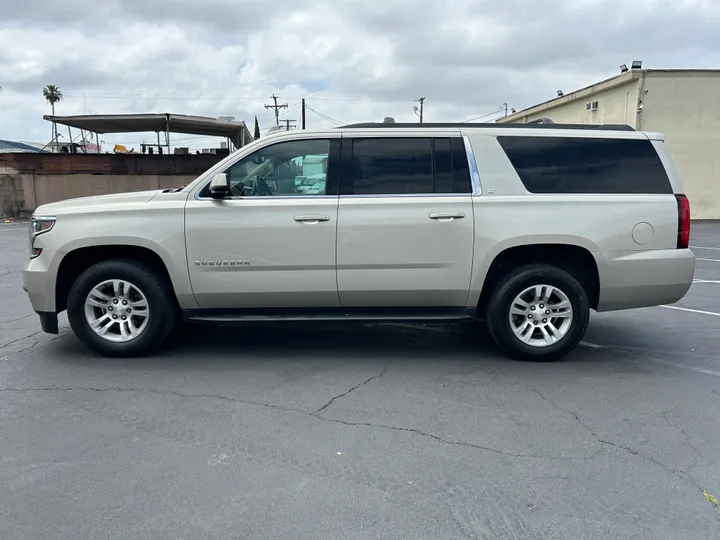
[1,0,719,146]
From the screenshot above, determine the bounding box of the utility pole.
[413,97,425,123]
[281,119,297,131]
[502,102,508,116]
[301,98,306,129]
[264,94,287,126]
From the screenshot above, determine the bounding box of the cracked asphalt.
[1,221,720,539]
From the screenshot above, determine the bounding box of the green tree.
[254,116,261,140]
[42,84,63,151]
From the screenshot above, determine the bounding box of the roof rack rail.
[339,122,635,131]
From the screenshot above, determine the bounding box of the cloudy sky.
[1,0,719,150]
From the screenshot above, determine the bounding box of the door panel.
[335,134,475,308]
[185,198,339,308]
[184,135,341,309]
[337,196,474,307]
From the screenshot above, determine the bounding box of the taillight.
[676,194,690,249]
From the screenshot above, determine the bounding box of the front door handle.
[294,215,330,223]
[429,212,465,221]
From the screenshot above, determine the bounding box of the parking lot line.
[580,341,720,377]
[696,258,720,263]
[693,279,720,284]
[691,245,720,251]
[660,305,720,317]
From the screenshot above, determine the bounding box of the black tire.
[485,264,590,361]
[67,259,176,357]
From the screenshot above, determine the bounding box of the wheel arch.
[472,240,601,317]
[55,243,182,314]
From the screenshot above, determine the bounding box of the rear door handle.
[429,212,465,221]
[294,215,330,223]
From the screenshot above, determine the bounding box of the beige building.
[498,68,720,219]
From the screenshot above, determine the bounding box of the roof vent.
[527,117,554,124]
[382,117,396,124]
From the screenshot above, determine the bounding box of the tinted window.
[200,139,331,197]
[348,137,471,195]
[433,138,454,193]
[351,138,433,194]
[497,136,672,194]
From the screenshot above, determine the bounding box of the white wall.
[505,79,640,126]
[641,73,720,219]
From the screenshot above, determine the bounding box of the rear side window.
[348,137,471,195]
[351,138,432,194]
[497,136,672,194]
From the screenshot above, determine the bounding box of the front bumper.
[22,248,58,314]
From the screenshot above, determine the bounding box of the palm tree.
[42,84,63,151]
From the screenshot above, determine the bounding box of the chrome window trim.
[194,193,337,201]
[194,192,471,201]
[462,135,482,196]
[339,193,470,199]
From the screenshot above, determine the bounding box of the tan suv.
[23,120,695,360]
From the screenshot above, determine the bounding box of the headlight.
[29,216,56,258]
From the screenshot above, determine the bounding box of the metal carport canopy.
[43,113,252,148]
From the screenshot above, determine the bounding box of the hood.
[34,189,165,216]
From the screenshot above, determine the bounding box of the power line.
[304,105,344,126]
[256,103,301,127]
[280,119,297,131]
[264,94,288,126]
[461,107,506,123]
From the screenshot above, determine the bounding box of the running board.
[185,307,475,323]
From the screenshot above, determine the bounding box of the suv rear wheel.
[67,259,176,357]
[485,264,590,361]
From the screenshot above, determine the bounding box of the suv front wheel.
[486,265,590,361]
[67,259,176,357]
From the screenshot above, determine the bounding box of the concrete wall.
[513,79,640,126]
[0,172,26,218]
[0,153,223,218]
[641,72,720,219]
[20,174,198,211]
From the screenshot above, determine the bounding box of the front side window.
[205,139,331,197]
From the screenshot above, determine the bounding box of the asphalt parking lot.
[1,222,719,540]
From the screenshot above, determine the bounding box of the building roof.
[498,68,720,123]
[0,139,49,153]
[43,113,253,148]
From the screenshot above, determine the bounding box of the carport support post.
[96,132,100,154]
[165,114,171,155]
[156,131,161,151]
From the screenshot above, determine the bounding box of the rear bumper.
[597,248,695,312]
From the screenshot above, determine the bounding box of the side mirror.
[209,173,229,199]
